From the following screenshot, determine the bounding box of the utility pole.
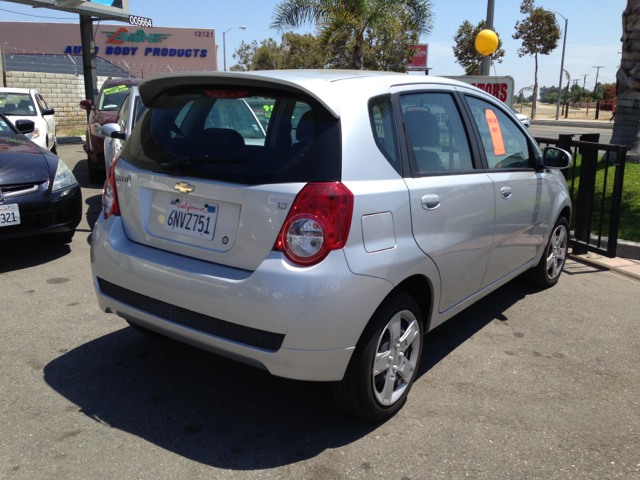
[581,74,590,96]
[480,0,495,76]
[0,43,6,88]
[80,14,98,121]
[593,66,604,97]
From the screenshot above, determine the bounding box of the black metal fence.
[535,134,627,258]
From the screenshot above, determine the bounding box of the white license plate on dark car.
[0,204,20,227]
[163,198,217,240]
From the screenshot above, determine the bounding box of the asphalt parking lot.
[1,144,639,479]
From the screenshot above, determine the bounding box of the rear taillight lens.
[273,182,354,266]
[102,159,121,219]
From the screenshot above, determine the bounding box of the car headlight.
[91,122,104,137]
[52,159,77,191]
[27,128,41,139]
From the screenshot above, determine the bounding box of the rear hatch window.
[120,86,341,185]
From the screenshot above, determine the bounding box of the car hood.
[0,135,50,184]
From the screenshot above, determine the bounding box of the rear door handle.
[501,186,512,199]
[421,194,441,210]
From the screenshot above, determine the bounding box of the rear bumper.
[90,215,393,381]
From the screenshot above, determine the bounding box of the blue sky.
[0,0,625,94]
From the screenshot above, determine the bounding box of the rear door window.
[121,86,341,185]
[399,92,474,174]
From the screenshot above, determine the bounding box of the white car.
[511,107,531,128]
[0,88,57,152]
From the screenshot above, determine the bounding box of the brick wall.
[6,71,110,135]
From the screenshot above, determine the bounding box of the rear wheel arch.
[560,205,571,225]
[394,275,434,333]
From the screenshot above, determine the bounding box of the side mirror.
[79,100,92,111]
[101,123,126,140]
[15,119,35,135]
[542,147,572,170]
[41,108,55,116]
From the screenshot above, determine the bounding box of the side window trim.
[393,89,483,178]
[460,93,536,172]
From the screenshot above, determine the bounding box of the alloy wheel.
[372,310,421,406]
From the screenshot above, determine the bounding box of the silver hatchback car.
[92,70,572,421]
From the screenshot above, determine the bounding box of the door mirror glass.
[542,147,572,169]
[41,108,55,116]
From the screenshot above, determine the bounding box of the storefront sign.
[0,21,217,71]
[446,75,515,107]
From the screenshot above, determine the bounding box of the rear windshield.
[120,86,341,185]
[99,84,133,111]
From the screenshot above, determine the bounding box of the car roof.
[103,78,140,87]
[0,87,34,94]
[138,70,481,118]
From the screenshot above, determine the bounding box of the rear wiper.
[157,156,247,172]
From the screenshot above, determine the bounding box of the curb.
[571,254,640,283]
[573,232,640,260]
[531,119,613,130]
[58,135,85,145]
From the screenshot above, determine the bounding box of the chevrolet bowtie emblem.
[174,182,195,193]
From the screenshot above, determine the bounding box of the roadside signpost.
[408,44,430,74]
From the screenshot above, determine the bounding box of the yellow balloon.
[475,29,499,56]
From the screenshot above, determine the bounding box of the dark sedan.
[0,113,81,242]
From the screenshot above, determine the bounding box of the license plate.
[0,204,20,227]
[163,198,217,240]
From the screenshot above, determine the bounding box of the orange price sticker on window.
[484,109,506,156]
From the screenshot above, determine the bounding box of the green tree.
[231,32,327,71]
[271,0,434,70]
[513,0,561,118]
[452,20,505,75]
[538,85,560,103]
[611,0,640,163]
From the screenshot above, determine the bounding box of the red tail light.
[102,159,121,219]
[273,182,354,266]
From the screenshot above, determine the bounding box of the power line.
[0,7,76,20]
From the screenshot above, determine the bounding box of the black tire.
[50,230,75,244]
[524,216,569,289]
[331,291,424,422]
[87,157,103,184]
[50,136,57,155]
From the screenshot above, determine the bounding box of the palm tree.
[271,0,434,70]
[610,0,640,163]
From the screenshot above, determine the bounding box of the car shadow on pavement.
[71,158,104,190]
[44,326,377,470]
[418,278,540,376]
[84,194,102,231]
[43,278,541,470]
[0,238,71,274]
